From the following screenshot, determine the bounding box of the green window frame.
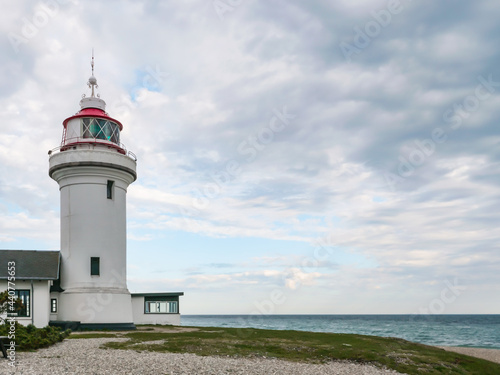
[90,257,100,276]
[144,301,178,314]
[143,296,179,314]
[107,180,114,199]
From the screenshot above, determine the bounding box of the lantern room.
[59,57,125,154]
[62,104,123,149]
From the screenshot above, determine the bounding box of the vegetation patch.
[0,322,71,351]
[99,325,500,375]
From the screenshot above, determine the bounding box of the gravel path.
[0,338,402,375]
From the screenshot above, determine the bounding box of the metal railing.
[48,137,137,161]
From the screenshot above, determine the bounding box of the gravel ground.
[0,337,402,375]
[439,346,500,364]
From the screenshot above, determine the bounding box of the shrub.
[0,322,71,351]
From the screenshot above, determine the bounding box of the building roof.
[131,292,184,297]
[0,250,60,280]
[63,107,123,130]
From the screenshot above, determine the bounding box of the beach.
[439,346,500,364]
[0,337,401,375]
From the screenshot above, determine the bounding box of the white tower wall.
[49,148,137,327]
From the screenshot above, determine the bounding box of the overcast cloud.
[1,0,499,314]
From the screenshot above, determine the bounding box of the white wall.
[58,291,134,324]
[131,296,181,326]
[32,281,51,327]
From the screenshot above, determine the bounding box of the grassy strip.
[70,325,500,375]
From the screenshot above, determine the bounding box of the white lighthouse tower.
[48,56,136,329]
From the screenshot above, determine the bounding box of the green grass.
[69,325,500,375]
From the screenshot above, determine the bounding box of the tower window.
[91,257,100,276]
[107,180,114,199]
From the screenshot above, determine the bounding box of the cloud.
[1,0,500,313]
[129,268,323,292]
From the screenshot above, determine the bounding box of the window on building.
[7,290,30,317]
[107,180,114,199]
[145,300,178,314]
[51,298,57,313]
[90,257,100,276]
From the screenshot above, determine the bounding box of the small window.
[51,298,57,313]
[107,180,114,199]
[90,257,100,276]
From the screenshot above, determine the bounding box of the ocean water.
[181,314,500,349]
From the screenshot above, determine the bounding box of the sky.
[1,0,499,315]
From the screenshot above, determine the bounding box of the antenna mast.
[88,49,98,97]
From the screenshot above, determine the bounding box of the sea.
[181,315,500,349]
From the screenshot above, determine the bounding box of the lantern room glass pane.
[110,124,120,144]
[82,118,91,138]
[90,119,101,138]
[81,118,120,145]
[95,119,107,140]
[104,121,112,140]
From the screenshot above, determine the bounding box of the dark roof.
[0,250,60,280]
[131,292,184,297]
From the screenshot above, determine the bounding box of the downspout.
[31,280,34,326]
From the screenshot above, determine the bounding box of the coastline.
[181,314,500,349]
[438,346,500,364]
[2,335,500,374]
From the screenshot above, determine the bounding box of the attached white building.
[0,58,183,329]
[0,250,60,327]
[131,293,183,325]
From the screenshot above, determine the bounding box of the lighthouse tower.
[49,56,136,329]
